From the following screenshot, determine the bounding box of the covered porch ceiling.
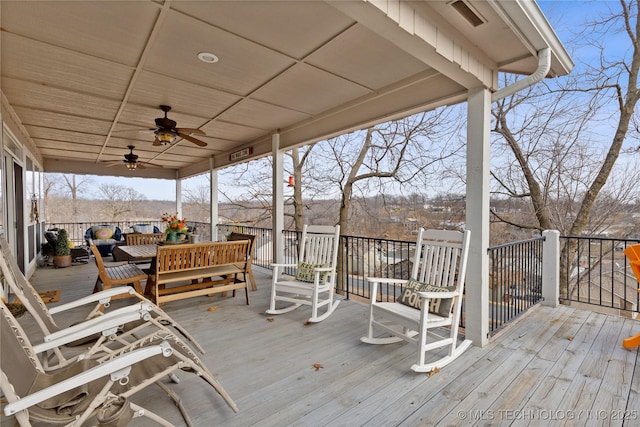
[1,0,572,180]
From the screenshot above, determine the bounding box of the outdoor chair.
[125,232,165,245]
[0,236,206,363]
[43,228,90,264]
[622,245,640,349]
[89,240,147,297]
[361,228,472,372]
[228,231,258,291]
[267,224,341,322]
[0,300,238,426]
[84,224,122,256]
[130,223,161,234]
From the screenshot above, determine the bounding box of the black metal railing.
[488,237,544,335]
[559,235,640,316]
[43,221,640,335]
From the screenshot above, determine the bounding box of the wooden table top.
[117,244,158,260]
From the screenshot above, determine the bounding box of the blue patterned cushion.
[93,227,114,240]
[132,224,154,234]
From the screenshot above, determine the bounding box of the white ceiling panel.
[0,0,571,180]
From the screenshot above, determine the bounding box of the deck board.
[3,260,638,426]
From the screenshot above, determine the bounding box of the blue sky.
[88,1,615,201]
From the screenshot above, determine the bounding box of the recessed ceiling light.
[197,52,219,64]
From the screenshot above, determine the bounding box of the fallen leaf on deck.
[428,367,440,377]
[567,335,574,341]
[207,307,217,312]
[266,317,275,322]
[313,363,323,371]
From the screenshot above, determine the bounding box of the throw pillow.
[421,283,457,317]
[396,278,425,310]
[93,227,114,240]
[132,224,154,234]
[396,278,456,316]
[296,262,328,283]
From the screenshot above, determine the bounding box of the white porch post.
[542,230,560,307]
[272,132,284,266]
[175,176,182,218]
[209,158,218,242]
[466,87,491,347]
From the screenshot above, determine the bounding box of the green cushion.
[296,262,328,283]
[396,278,456,317]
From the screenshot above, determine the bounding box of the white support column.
[272,132,284,266]
[542,230,560,307]
[209,158,218,242]
[465,87,491,347]
[175,176,182,218]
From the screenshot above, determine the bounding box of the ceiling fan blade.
[101,160,123,167]
[139,162,163,169]
[179,133,207,147]
[176,127,206,136]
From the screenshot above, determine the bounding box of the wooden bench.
[148,240,251,305]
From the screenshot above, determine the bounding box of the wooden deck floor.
[7,260,640,426]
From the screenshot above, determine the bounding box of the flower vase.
[166,232,179,243]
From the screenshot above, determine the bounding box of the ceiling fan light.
[157,129,175,145]
[125,161,138,170]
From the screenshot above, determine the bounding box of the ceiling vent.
[449,0,485,27]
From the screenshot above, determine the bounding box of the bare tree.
[491,0,640,298]
[313,109,464,237]
[218,146,322,230]
[44,173,93,221]
[183,183,211,223]
[97,183,146,221]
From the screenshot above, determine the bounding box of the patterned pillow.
[132,224,154,234]
[396,279,425,310]
[396,278,456,317]
[422,283,457,317]
[296,262,328,283]
[93,227,114,240]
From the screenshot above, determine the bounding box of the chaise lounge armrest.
[33,304,153,353]
[48,287,137,314]
[3,342,173,416]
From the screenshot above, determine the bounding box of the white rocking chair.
[267,224,340,322]
[361,228,472,372]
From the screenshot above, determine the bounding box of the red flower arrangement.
[161,212,188,234]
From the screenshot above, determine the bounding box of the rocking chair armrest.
[417,290,459,300]
[366,278,409,299]
[366,277,409,285]
[271,263,297,268]
[48,287,137,314]
[4,342,173,416]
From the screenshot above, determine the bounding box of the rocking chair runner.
[267,224,341,322]
[361,228,472,372]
